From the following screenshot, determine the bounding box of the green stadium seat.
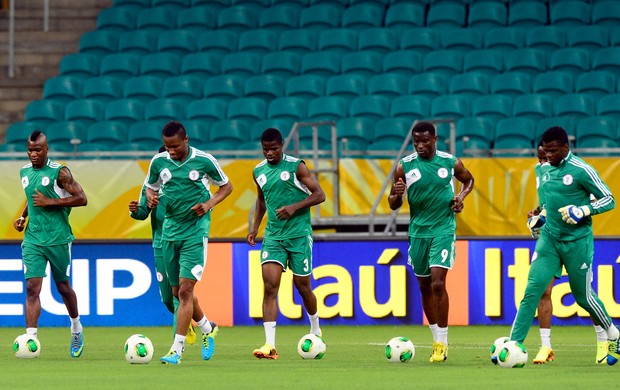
[204,75,245,102]
[336,117,374,149]
[592,48,620,75]
[231,0,270,11]
[192,0,229,9]
[326,74,366,102]
[423,50,463,77]
[576,71,615,103]
[83,76,124,102]
[491,72,531,97]
[152,0,188,9]
[118,30,158,55]
[176,6,217,31]
[163,75,202,104]
[43,76,82,102]
[301,52,341,77]
[238,29,278,54]
[59,54,99,78]
[484,27,524,51]
[278,29,318,54]
[87,121,127,146]
[366,140,404,158]
[299,5,342,30]
[427,2,466,29]
[286,75,325,101]
[526,26,567,53]
[227,97,268,126]
[157,30,197,55]
[368,73,408,101]
[25,100,65,124]
[568,26,608,53]
[259,5,299,30]
[97,7,136,31]
[468,2,507,29]
[382,50,422,77]
[186,99,227,125]
[576,116,617,145]
[65,99,106,127]
[184,120,211,145]
[359,28,398,53]
[472,94,513,121]
[495,117,535,146]
[592,1,620,27]
[310,0,347,7]
[610,27,620,47]
[128,121,165,145]
[262,51,301,79]
[140,53,181,79]
[463,49,503,76]
[250,119,295,140]
[549,48,590,78]
[268,97,307,121]
[493,138,534,157]
[5,121,47,145]
[596,94,620,120]
[550,1,590,27]
[385,3,425,32]
[45,121,87,148]
[112,0,151,10]
[512,94,553,119]
[577,138,620,156]
[505,48,547,78]
[137,7,180,31]
[210,119,251,143]
[100,53,142,80]
[432,95,471,120]
[198,30,239,55]
[441,29,483,52]
[221,52,262,79]
[390,95,431,120]
[124,76,163,103]
[342,4,385,30]
[536,116,575,144]
[374,118,411,143]
[113,142,162,156]
[105,98,145,125]
[271,0,309,10]
[77,142,114,155]
[79,30,119,56]
[401,28,441,54]
[533,71,574,99]
[181,53,220,79]
[319,29,358,54]
[409,73,449,100]
[449,73,490,98]
[218,5,259,30]
[145,99,185,122]
[554,94,596,119]
[455,116,495,156]
[508,2,548,27]
[341,51,382,77]
[308,96,348,120]
[245,75,285,102]
[349,95,390,122]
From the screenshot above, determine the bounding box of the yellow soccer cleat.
[596,341,608,364]
[186,323,196,345]
[533,345,555,364]
[253,343,278,360]
[431,342,448,363]
[429,342,437,363]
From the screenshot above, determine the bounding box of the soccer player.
[247,128,326,360]
[128,145,196,345]
[387,121,474,363]
[144,121,233,365]
[510,126,619,366]
[527,141,608,364]
[13,130,87,358]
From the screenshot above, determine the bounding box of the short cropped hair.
[162,120,186,138]
[261,128,283,143]
[412,121,436,136]
[542,126,569,146]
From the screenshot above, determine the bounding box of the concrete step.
[0,31,83,54]
[0,87,42,101]
[13,0,111,10]
[0,17,98,33]
[0,64,59,80]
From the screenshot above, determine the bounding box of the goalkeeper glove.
[527,214,546,239]
[558,205,591,224]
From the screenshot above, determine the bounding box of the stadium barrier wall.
[1,240,618,327]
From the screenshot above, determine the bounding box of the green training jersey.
[535,162,546,209]
[20,158,74,245]
[539,151,615,241]
[130,184,166,249]
[400,151,457,238]
[145,147,229,241]
[254,154,312,239]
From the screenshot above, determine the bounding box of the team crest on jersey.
[21,176,29,189]
[542,172,550,183]
[256,173,267,188]
[562,174,573,185]
[160,168,172,183]
[262,251,268,259]
[189,170,200,181]
[437,168,449,178]
[280,171,290,181]
[405,168,421,185]
[41,176,50,186]
[156,272,163,282]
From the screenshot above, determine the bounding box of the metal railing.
[7,0,50,78]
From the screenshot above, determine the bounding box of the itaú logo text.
[0,259,151,316]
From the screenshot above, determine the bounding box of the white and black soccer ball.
[297,334,326,360]
[490,336,510,365]
[497,340,528,368]
[13,334,41,359]
[385,336,415,363]
[124,334,154,364]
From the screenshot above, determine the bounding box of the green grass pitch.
[1,325,618,389]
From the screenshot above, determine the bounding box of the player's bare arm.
[247,181,267,246]
[191,181,233,217]
[388,163,406,210]
[13,204,28,232]
[450,159,474,213]
[31,167,87,207]
[275,162,325,220]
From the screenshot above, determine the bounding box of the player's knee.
[430,280,446,295]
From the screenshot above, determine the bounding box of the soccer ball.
[490,336,510,365]
[297,334,326,360]
[385,337,415,363]
[124,334,154,364]
[13,334,41,359]
[497,340,528,368]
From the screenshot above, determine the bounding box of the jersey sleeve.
[580,166,615,216]
[202,154,229,186]
[130,184,151,220]
[145,155,163,191]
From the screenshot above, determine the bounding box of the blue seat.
[472,94,513,121]
[244,75,286,101]
[390,95,431,121]
[367,74,408,101]
[5,121,48,145]
[217,5,259,30]
[157,30,197,55]
[231,0,270,11]
[484,27,524,51]
[145,98,185,122]
[238,29,278,54]
[611,26,620,47]
[59,54,99,78]
[423,50,463,77]
[210,120,251,144]
[568,26,608,53]
[349,95,390,122]
[326,74,366,102]
[262,51,301,79]
[309,0,347,7]
[301,52,341,77]
[140,53,181,79]
[401,28,441,54]
[592,48,620,75]
[152,0,188,9]
[449,73,490,98]
[512,94,553,119]
[319,29,358,54]
[342,4,385,30]
[45,121,87,148]
[227,97,268,126]
[65,99,106,127]
[79,30,119,56]
[592,1,620,27]
[105,99,145,125]
[455,117,494,156]
[576,116,617,145]
[124,76,163,103]
[86,121,127,146]
[508,1,548,27]
[576,71,616,103]
[409,73,448,100]
[550,1,590,27]
[505,48,546,78]
[183,120,211,145]
[259,5,299,30]
[192,0,229,9]
[491,72,531,97]
[549,48,590,78]
[82,76,124,102]
[162,75,202,104]
[299,5,341,30]
[336,117,374,148]
[25,99,65,124]
[100,53,142,80]
[204,75,244,102]
[341,51,382,77]
[596,94,620,120]
[463,49,503,76]
[431,95,471,120]
[526,26,567,53]
[494,117,535,146]
[137,7,180,31]
[268,97,307,121]
[382,50,422,77]
[468,2,507,29]
[186,99,227,125]
[250,118,295,140]
[554,94,596,119]
[198,30,239,55]
[307,96,348,120]
[221,52,261,79]
[42,76,82,102]
[427,2,466,29]
[384,3,425,32]
[118,30,158,55]
[286,74,325,101]
[536,116,576,144]
[181,52,220,79]
[128,121,164,145]
[271,0,309,10]
[441,29,483,52]
[533,71,574,99]
[97,7,136,31]
[176,6,217,31]
[278,29,318,54]
[374,118,411,143]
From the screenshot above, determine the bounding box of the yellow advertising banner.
[1,157,618,239]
